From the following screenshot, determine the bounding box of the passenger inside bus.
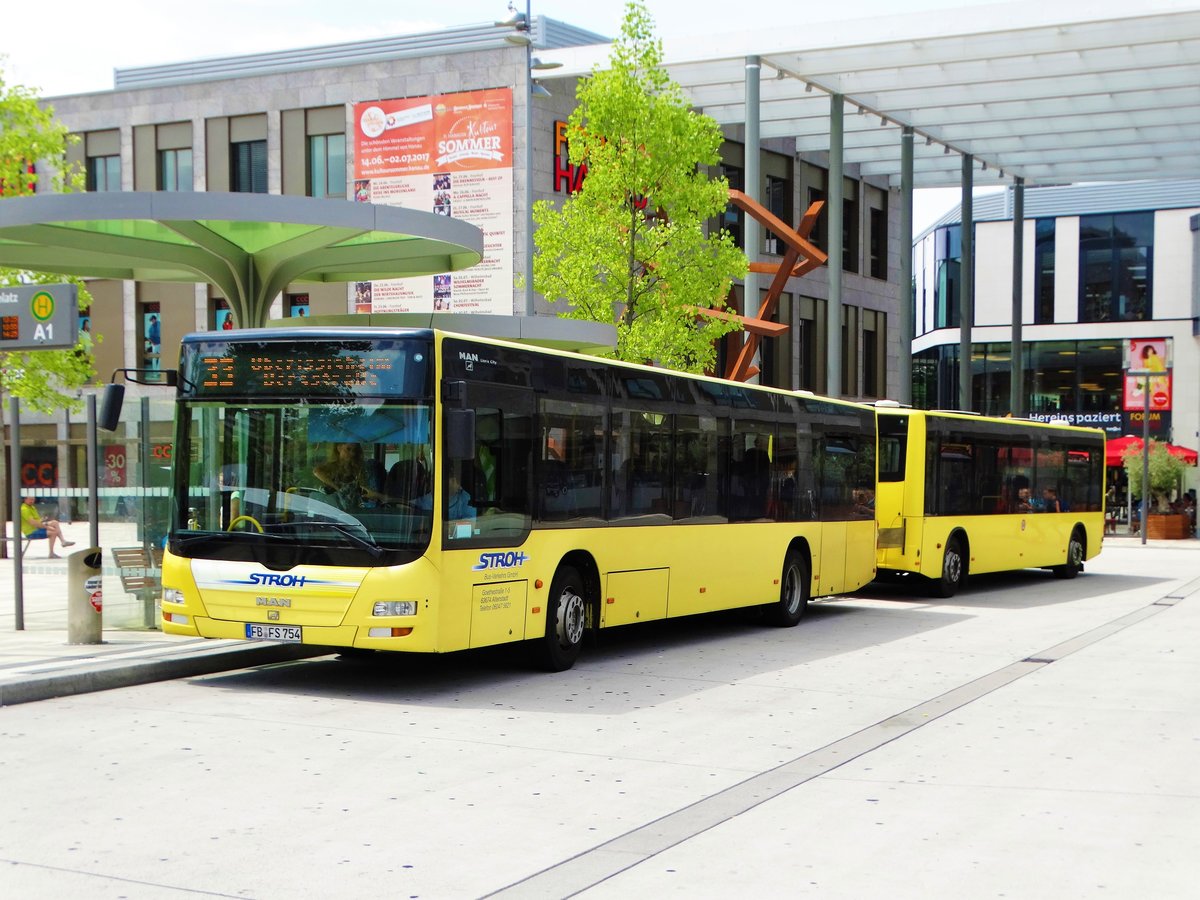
[415,473,475,520]
[313,442,385,509]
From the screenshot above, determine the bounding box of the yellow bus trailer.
[874,406,1106,596]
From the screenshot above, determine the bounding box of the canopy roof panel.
[541,0,1200,188]
[0,192,483,327]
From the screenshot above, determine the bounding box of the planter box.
[1147,513,1190,540]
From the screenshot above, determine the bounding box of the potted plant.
[1123,441,1189,538]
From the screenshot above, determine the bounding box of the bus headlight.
[163,588,185,605]
[372,601,418,617]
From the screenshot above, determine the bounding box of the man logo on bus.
[474,551,529,571]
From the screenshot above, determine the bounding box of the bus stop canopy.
[0,192,483,327]
[541,0,1200,188]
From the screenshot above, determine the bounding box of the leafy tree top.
[1,64,95,413]
[532,1,747,375]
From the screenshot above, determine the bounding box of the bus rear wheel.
[930,536,966,598]
[764,551,809,627]
[1053,528,1086,579]
[532,564,588,672]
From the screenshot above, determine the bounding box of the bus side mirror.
[98,383,125,431]
[446,408,476,461]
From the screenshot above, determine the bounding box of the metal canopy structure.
[0,192,483,328]
[540,0,1200,188]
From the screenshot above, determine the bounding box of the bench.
[112,546,162,627]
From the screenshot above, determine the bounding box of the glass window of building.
[862,309,886,398]
[719,164,744,249]
[158,148,193,192]
[231,140,268,193]
[934,225,962,329]
[796,296,821,393]
[842,177,859,274]
[868,194,888,279]
[806,185,828,252]
[763,174,789,254]
[841,304,859,396]
[308,133,346,199]
[1078,212,1153,322]
[1034,218,1055,324]
[86,155,120,192]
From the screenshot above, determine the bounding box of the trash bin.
[67,547,104,645]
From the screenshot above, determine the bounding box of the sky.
[1,0,1009,230]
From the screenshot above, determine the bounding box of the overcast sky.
[2,0,1009,230]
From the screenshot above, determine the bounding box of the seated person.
[414,473,475,520]
[1015,485,1041,513]
[314,443,385,508]
[20,495,75,558]
[1042,487,1062,513]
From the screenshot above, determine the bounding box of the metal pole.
[744,55,761,380]
[9,397,23,630]
[958,154,974,411]
[1141,374,1150,545]
[523,0,536,316]
[1010,177,1025,417]
[826,94,844,396]
[898,127,914,405]
[87,394,99,549]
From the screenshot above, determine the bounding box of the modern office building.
[8,16,903,551]
[36,17,902,400]
[913,181,1200,464]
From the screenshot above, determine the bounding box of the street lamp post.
[497,2,559,317]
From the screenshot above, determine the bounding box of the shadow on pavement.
[187,600,970,711]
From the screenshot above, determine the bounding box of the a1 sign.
[0,284,79,349]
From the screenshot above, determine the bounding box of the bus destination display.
[182,339,425,398]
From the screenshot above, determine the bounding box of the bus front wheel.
[533,564,588,672]
[1053,528,1086,579]
[931,536,966,598]
[764,551,809,627]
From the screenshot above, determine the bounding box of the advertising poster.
[143,302,162,369]
[1124,371,1172,412]
[353,88,513,315]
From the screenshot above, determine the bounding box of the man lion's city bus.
[159,328,878,670]
[874,405,1106,597]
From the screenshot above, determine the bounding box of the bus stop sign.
[0,283,79,349]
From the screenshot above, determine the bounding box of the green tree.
[1123,440,1187,513]
[0,65,95,413]
[531,1,746,374]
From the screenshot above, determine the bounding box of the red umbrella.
[1106,435,1198,467]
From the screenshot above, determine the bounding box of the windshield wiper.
[318,521,385,558]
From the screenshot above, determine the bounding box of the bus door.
[875,413,910,567]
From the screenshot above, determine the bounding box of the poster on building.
[1125,337,1170,375]
[1123,371,1172,412]
[353,88,513,314]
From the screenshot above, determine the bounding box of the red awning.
[1106,435,1199,467]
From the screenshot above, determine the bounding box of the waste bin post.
[67,547,104,644]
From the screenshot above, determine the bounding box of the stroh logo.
[437,117,504,168]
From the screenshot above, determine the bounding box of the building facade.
[913,180,1200,488]
[38,17,901,399]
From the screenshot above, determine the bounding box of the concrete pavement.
[0,530,1194,709]
[0,521,325,706]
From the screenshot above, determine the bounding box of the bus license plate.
[245,623,302,643]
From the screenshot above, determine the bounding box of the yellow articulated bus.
[873,405,1106,597]
[158,327,878,670]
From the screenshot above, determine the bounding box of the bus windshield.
[174,400,435,565]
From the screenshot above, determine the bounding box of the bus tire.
[931,536,966,598]
[533,564,588,672]
[765,551,809,627]
[1053,528,1086,579]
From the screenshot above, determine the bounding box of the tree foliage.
[531,1,746,374]
[1123,440,1187,512]
[0,64,95,413]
